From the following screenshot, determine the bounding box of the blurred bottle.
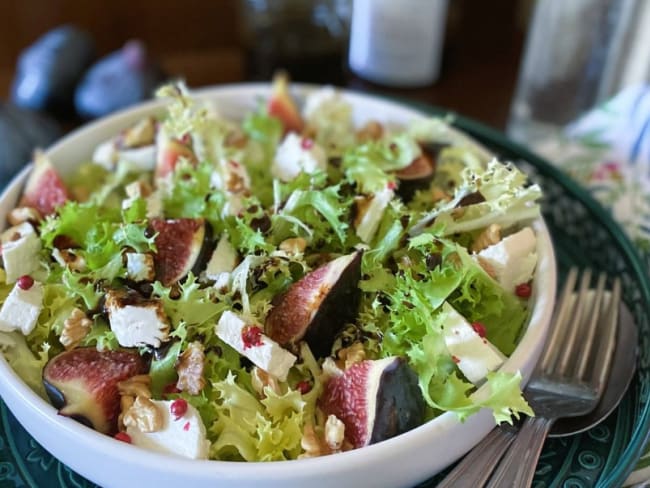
[508,0,650,144]
[240,0,350,85]
[347,0,448,87]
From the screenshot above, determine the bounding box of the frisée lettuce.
[0,79,543,462]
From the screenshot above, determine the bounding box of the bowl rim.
[0,83,556,482]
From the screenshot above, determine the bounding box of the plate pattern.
[0,101,649,487]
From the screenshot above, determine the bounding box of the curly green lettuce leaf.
[163,160,225,231]
[411,159,541,236]
[0,333,50,398]
[448,246,528,355]
[210,372,305,461]
[341,135,421,194]
[279,184,352,246]
[153,275,227,336]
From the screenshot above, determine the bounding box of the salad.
[0,75,542,462]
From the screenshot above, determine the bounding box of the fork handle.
[485,416,554,488]
[436,426,518,488]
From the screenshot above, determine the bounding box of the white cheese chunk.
[477,227,537,293]
[442,302,506,385]
[126,253,155,282]
[1,223,42,283]
[106,293,169,348]
[216,311,296,381]
[92,139,155,171]
[118,145,156,171]
[92,140,118,170]
[127,400,210,460]
[272,132,327,181]
[205,235,238,283]
[354,189,394,243]
[0,281,44,335]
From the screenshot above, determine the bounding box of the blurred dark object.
[11,25,94,115]
[0,103,62,188]
[74,40,166,119]
[240,0,349,85]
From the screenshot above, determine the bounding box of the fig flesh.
[267,72,304,134]
[265,251,362,358]
[150,218,212,286]
[155,130,197,178]
[319,357,424,448]
[20,152,69,217]
[42,348,148,434]
[395,153,435,202]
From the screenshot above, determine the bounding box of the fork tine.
[540,267,579,370]
[592,277,621,391]
[574,273,607,378]
[556,269,592,373]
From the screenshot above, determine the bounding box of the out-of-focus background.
[0,0,531,128]
[1,0,648,188]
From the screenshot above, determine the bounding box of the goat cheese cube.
[477,227,537,293]
[272,132,327,181]
[92,140,156,171]
[354,189,394,243]
[92,140,118,170]
[1,223,42,283]
[105,291,169,347]
[442,302,506,384]
[205,235,237,285]
[126,253,155,282]
[216,311,296,381]
[127,400,210,460]
[0,281,44,335]
[118,146,156,171]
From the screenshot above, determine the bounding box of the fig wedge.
[267,71,304,134]
[395,152,435,202]
[150,218,212,286]
[42,348,148,434]
[319,357,424,448]
[265,251,362,358]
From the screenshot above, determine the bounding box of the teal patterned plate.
[0,100,648,488]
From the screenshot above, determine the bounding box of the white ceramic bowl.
[0,84,556,488]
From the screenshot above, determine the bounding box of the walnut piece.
[120,117,156,148]
[118,375,153,431]
[324,415,345,451]
[356,120,384,142]
[122,395,163,433]
[118,374,152,399]
[279,237,307,255]
[251,366,280,397]
[337,342,366,370]
[471,224,502,253]
[60,308,93,350]
[7,207,41,226]
[299,423,328,458]
[176,342,206,395]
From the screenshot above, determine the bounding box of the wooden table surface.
[0,1,526,132]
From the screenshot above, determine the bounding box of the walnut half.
[122,396,163,433]
[176,342,206,395]
[60,308,92,350]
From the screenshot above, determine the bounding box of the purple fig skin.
[319,357,424,449]
[11,25,95,114]
[265,251,362,358]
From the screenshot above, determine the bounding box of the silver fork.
[437,267,620,488]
